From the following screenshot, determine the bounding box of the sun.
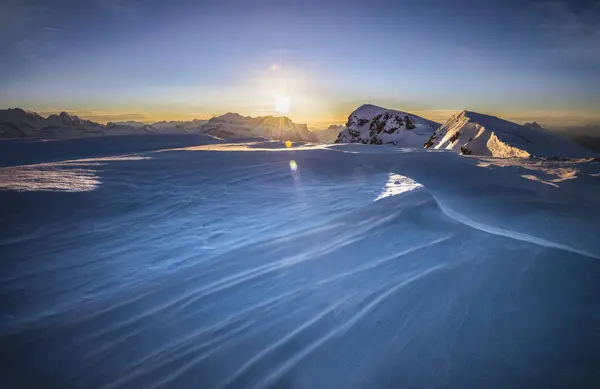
[274,95,291,115]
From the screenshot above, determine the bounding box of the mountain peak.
[426,111,594,158]
[352,104,396,118]
[336,104,439,147]
[524,122,544,131]
[5,107,41,118]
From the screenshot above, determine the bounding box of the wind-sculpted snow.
[1,137,600,389]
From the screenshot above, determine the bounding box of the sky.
[1,0,599,128]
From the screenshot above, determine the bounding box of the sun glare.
[274,95,291,114]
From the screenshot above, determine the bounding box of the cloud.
[524,1,600,62]
[0,1,48,34]
[0,1,61,64]
[95,0,139,18]
[14,28,60,63]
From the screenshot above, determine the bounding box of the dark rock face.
[336,105,439,147]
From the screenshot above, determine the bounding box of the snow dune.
[1,137,599,389]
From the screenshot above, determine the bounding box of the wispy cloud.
[14,27,60,63]
[95,0,139,19]
[524,1,600,62]
[0,1,61,64]
[0,1,48,34]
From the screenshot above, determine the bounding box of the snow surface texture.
[0,109,317,142]
[335,104,439,147]
[426,110,594,158]
[1,137,600,389]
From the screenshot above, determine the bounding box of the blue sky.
[1,0,599,127]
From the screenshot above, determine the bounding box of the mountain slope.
[201,113,317,142]
[3,109,113,138]
[335,104,439,147]
[425,111,595,158]
[150,119,208,134]
[314,124,345,143]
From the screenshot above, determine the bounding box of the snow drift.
[1,136,599,389]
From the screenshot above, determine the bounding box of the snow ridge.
[426,110,594,158]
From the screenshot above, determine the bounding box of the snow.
[428,110,595,158]
[335,104,439,147]
[1,135,599,388]
[374,173,423,200]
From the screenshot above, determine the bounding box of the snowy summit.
[202,113,317,142]
[425,110,594,158]
[335,104,439,147]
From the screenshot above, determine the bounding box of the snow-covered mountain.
[0,109,114,138]
[335,104,439,147]
[425,110,594,158]
[314,124,345,143]
[0,109,152,138]
[0,109,315,141]
[201,113,317,142]
[150,119,208,134]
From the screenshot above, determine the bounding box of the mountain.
[201,113,317,142]
[425,110,595,158]
[314,124,345,143]
[563,135,600,154]
[335,104,439,147]
[523,122,545,131]
[0,109,315,142]
[106,119,210,135]
[108,121,148,129]
[150,119,208,134]
[0,109,121,138]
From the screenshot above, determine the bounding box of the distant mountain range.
[2,106,597,158]
[0,109,317,142]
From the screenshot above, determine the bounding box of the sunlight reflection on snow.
[375,173,423,201]
[0,155,150,192]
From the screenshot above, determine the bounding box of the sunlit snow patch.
[0,155,150,192]
[375,173,423,201]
